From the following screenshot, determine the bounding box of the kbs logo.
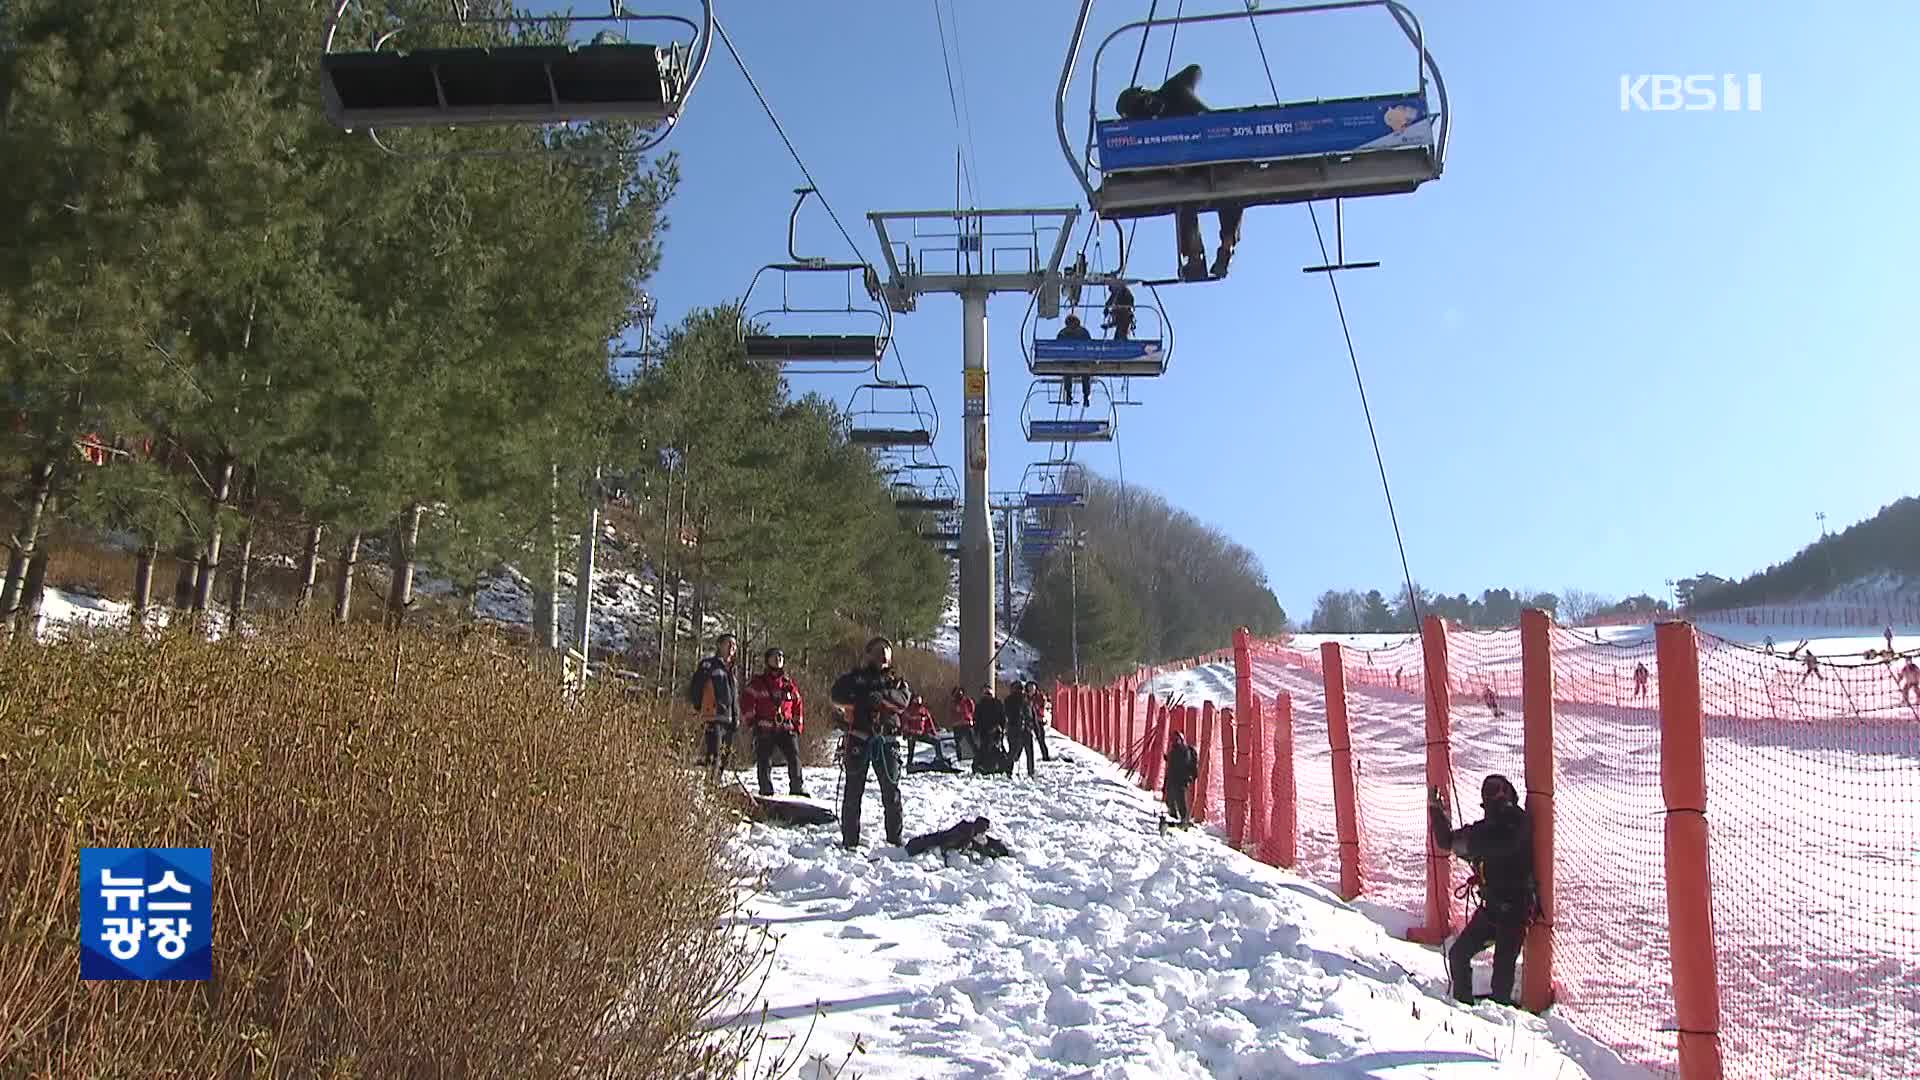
[1619,74,1762,112]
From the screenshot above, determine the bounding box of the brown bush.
[0,619,766,1077]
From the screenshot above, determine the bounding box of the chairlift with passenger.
[846,381,938,448]
[741,187,891,374]
[1054,0,1449,280]
[1022,273,1172,380]
[319,0,712,157]
[1022,380,1116,444]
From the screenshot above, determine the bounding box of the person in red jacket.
[948,686,978,761]
[742,647,807,797]
[901,693,942,767]
[1024,680,1053,762]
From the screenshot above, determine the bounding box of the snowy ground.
[717,738,1648,1079]
[916,517,1042,681]
[1138,625,1920,1079]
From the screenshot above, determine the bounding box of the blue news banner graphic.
[80,847,212,981]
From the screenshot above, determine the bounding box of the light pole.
[1815,511,1827,537]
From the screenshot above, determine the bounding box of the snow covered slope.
[719,740,1646,1078]
[918,516,1042,681]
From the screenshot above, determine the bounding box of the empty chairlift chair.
[1022,380,1116,444]
[847,381,937,448]
[741,188,891,374]
[891,463,960,513]
[1021,459,1089,510]
[319,2,712,151]
[1054,0,1449,275]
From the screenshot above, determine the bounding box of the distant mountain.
[1697,496,1920,611]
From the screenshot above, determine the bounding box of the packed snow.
[718,737,1648,1078]
[916,515,1042,682]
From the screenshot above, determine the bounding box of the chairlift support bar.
[1300,199,1382,273]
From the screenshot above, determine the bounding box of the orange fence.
[1063,618,1920,1080]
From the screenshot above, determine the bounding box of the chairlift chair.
[1023,277,1172,379]
[741,188,891,374]
[319,1,712,156]
[1022,380,1116,444]
[1054,0,1449,278]
[847,381,938,448]
[891,462,960,512]
[1021,459,1090,510]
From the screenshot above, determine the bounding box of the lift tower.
[869,208,1078,691]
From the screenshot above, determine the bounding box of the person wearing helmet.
[948,686,978,761]
[1429,774,1537,1005]
[742,647,806,798]
[1163,729,1199,824]
[688,633,740,777]
[1004,681,1038,778]
[901,692,943,768]
[971,683,1010,775]
[828,637,913,848]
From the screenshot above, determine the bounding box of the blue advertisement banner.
[1030,420,1112,437]
[1024,493,1086,508]
[1033,338,1164,362]
[80,847,213,981]
[1098,93,1433,172]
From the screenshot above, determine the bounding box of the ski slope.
[1139,623,1920,1078]
[919,516,1042,681]
[718,739,1647,1078]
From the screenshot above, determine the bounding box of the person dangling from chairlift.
[1054,313,1098,407]
[1117,65,1243,282]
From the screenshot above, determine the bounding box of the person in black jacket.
[829,637,913,848]
[1158,64,1244,282]
[905,816,1011,860]
[1025,681,1053,761]
[1004,683,1038,778]
[971,684,1010,775]
[1162,729,1199,823]
[688,633,740,777]
[1429,774,1536,1005]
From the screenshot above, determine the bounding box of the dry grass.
[0,619,768,1077]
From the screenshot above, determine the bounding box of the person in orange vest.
[947,686,977,761]
[688,633,741,776]
[742,647,806,797]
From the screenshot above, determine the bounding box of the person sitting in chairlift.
[1157,65,1244,283]
[1056,314,1092,341]
[1059,308,1101,407]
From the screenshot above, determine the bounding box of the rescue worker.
[1104,281,1136,341]
[689,633,741,777]
[1156,65,1243,281]
[829,637,912,849]
[1429,775,1536,1006]
[1163,729,1199,824]
[1005,681,1038,778]
[901,693,942,767]
[948,686,978,761]
[1025,680,1053,761]
[742,646,806,798]
[972,683,1010,775]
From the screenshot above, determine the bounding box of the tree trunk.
[192,457,235,611]
[385,503,423,627]
[333,531,361,624]
[228,527,254,621]
[296,524,324,610]
[132,542,157,621]
[1,460,55,630]
[19,547,50,636]
[173,547,201,609]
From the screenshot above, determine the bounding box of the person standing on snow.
[972,683,1010,775]
[1900,659,1920,707]
[1004,682,1038,778]
[1429,775,1537,1006]
[689,633,741,777]
[948,686,978,761]
[742,647,806,798]
[901,693,943,767]
[1162,729,1200,824]
[829,637,913,849]
[1632,661,1650,699]
[1025,680,1053,761]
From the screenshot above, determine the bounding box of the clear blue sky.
[578,0,1919,621]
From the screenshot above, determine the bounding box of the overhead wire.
[938,0,987,206]
[714,15,951,478]
[929,0,978,205]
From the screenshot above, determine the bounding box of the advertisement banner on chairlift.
[1098,93,1433,172]
[1033,339,1161,362]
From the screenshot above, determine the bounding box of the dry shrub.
[0,619,763,1077]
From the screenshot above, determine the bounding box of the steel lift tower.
[869,208,1079,691]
